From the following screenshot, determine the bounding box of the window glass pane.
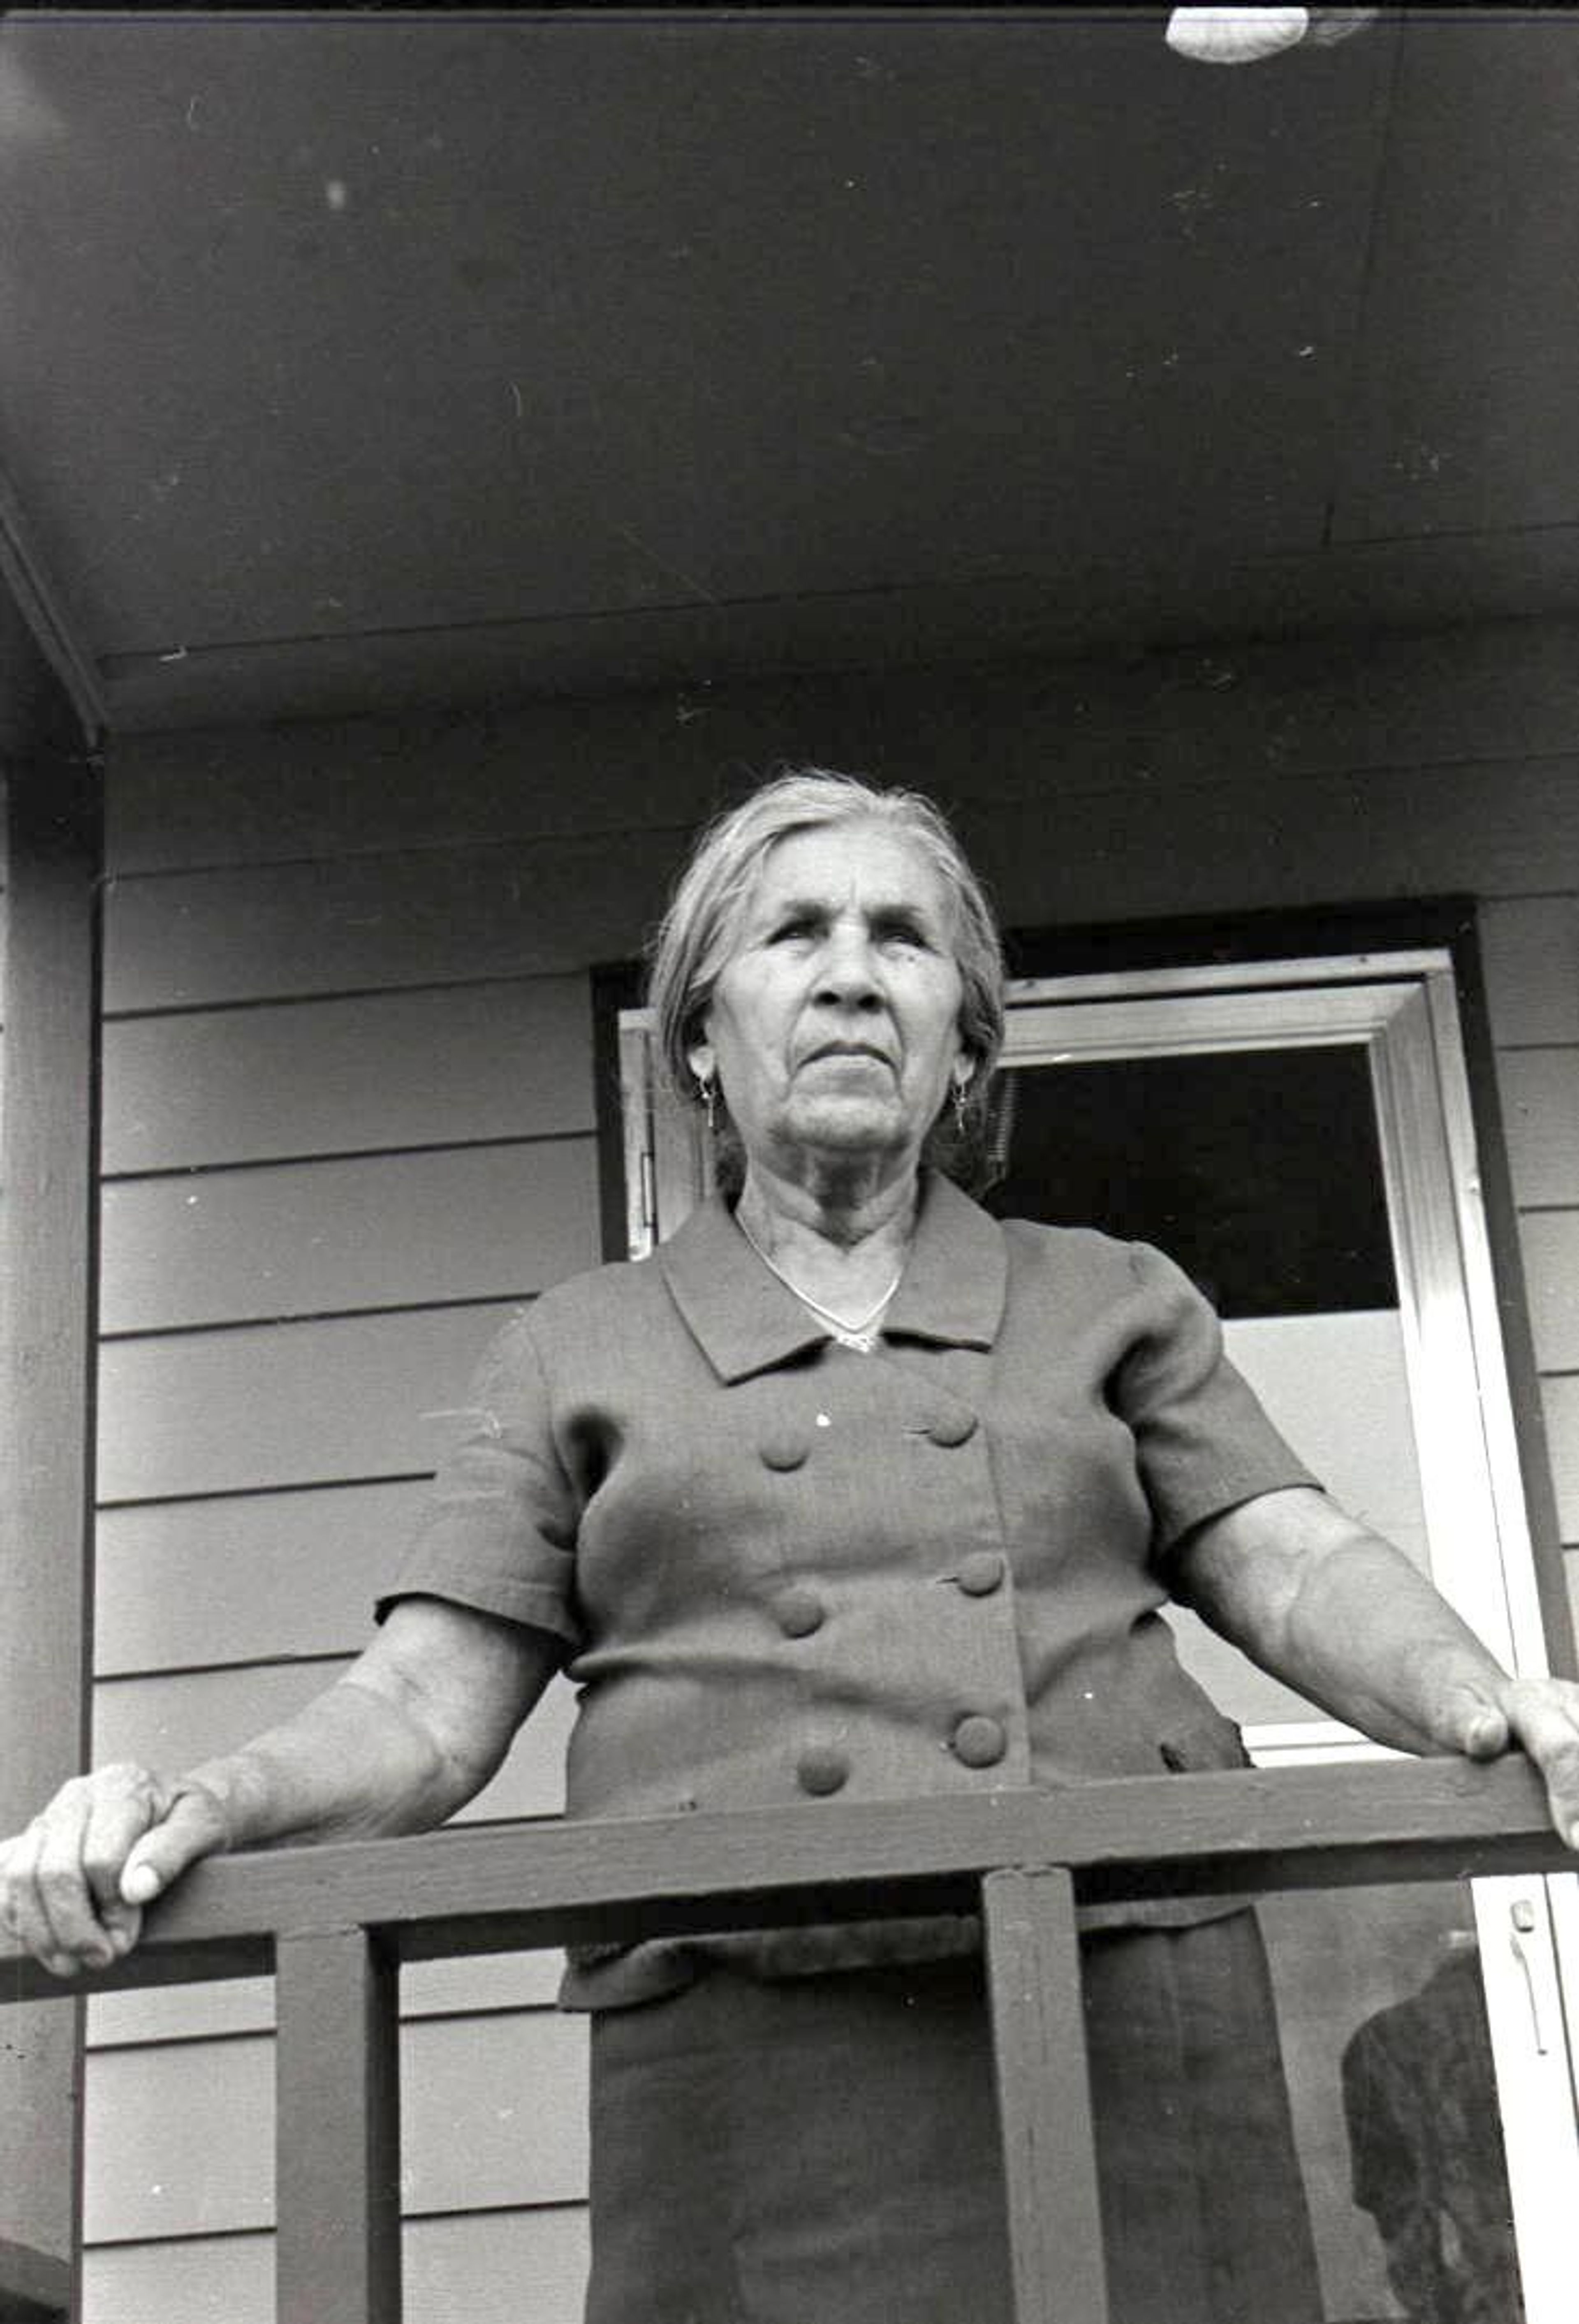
[1257,1881,1524,2324]
[989,1048,1396,1318]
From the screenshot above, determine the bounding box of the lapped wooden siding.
[85,2011,590,2241]
[1482,894,1579,1591]
[102,621,1579,877]
[1547,1374,1579,1530]
[84,2209,590,2324]
[88,621,1579,2312]
[96,1480,427,1676]
[83,2011,591,2310]
[1520,1213,1579,1373]
[1480,893,1579,1047]
[88,949,604,2311]
[101,1137,596,1331]
[88,1953,564,2052]
[1496,1049,1579,1210]
[100,1300,527,1503]
[104,754,1579,1011]
[102,974,594,1170]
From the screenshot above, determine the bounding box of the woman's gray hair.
[646,768,1009,1192]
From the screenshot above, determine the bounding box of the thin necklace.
[734,1213,904,1339]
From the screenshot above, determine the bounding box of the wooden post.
[983,1867,1109,2324]
[274,1928,402,2324]
[0,751,103,2308]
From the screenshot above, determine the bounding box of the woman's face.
[688,820,967,1183]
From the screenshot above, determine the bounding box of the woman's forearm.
[178,1670,480,1854]
[177,1597,560,1856]
[1175,1486,1514,1755]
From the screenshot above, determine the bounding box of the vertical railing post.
[0,752,103,2301]
[983,1867,1109,2324]
[274,1928,402,2324]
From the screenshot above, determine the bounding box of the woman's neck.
[734,1162,920,1296]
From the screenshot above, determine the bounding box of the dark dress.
[587,1920,1322,2324]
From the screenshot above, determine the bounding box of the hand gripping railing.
[1,1755,1571,2324]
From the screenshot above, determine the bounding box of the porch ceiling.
[2,7,1577,736]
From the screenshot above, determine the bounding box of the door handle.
[1510,1897,1551,2056]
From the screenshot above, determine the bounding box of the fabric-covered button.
[926,1410,978,1448]
[955,1551,1005,1598]
[774,1587,826,1639]
[796,1746,850,1797]
[759,1432,810,1472]
[951,1715,1007,1769]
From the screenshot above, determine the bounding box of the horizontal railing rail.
[1,1755,1571,2324]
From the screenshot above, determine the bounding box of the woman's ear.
[686,1038,715,1087]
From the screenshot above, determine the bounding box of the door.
[619,947,1578,2323]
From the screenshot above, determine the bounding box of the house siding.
[81,617,1579,2322]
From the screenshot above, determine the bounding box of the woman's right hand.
[0,1764,230,1978]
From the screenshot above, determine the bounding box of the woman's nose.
[814,929,883,1003]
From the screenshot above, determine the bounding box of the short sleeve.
[375,1308,583,1653]
[1116,1241,1320,1567]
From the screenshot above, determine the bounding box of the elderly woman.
[5,768,1579,2324]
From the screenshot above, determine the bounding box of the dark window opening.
[987,1046,1396,1320]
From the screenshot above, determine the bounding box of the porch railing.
[1,1754,1571,2324]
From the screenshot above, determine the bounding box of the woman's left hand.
[1447,1674,1579,1853]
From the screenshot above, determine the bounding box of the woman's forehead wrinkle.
[718,824,963,966]
[757,857,950,918]
[749,880,951,941]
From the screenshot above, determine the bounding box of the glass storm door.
[618,949,1579,2323]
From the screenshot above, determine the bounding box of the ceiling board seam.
[1333,517,1579,552]
[1323,9,1408,553]
[95,525,1579,684]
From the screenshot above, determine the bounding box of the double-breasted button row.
[775,1557,1002,1634]
[951,1714,1007,1769]
[773,1586,825,1638]
[759,1433,809,1472]
[926,1410,977,1448]
[794,1715,1008,1795]
[954,1550,1005,1597]
[757,1409,978,1470]
[796,1746,850,1796]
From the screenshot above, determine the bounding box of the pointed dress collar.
[656,1169,1008,1384]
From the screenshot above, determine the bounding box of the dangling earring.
[696,1071,717,1134]
[952,1069,972,1135]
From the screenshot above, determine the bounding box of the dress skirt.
[584,1910,1323,2324]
